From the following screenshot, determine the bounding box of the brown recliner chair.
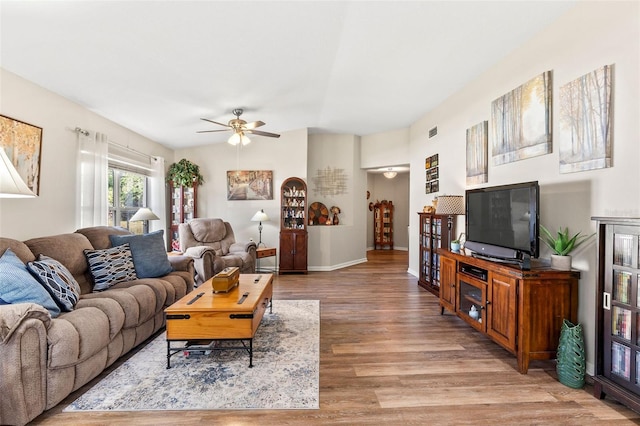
[179,218,257,285]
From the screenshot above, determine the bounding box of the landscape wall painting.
[558,64,613,173]
[491,71,552,166]
[466,121,488,185]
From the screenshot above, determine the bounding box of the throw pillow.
[27,255,81,311]
[109,230,173,278]
[0,248,61,317]
[84,243,138,291]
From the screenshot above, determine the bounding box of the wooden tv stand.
[437,249,580,374]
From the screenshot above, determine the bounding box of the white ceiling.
[0,1,576,150]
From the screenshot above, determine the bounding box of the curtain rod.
[73,126,158,162]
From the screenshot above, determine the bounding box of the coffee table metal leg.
[167,341,171,369]
[249,338,253,368]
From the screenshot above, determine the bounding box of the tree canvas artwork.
[490,71,552,166]
[466,121,488,185]
[558,64,613,173]
[0,115,42,195]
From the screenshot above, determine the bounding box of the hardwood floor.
[34,250,639,425]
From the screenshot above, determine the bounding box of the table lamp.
[129,207,160,234]
[435,195,465,249]
[0,147,35,198]
[251,209,270,247]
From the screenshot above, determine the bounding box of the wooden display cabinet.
[438,248,580,374]
[373,201,394,249]
[418,212,453,296]
[279,177,308,273]
[592,217,640,413]
[169,180,197,251]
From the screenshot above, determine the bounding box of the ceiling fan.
[198,108,280,146]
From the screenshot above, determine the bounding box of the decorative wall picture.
[558,64,613,173]
[226,170,273,200]
[0,115,43,195]
[466,120,488,185]
[425,153,439,194]
[490,71,552,165]
[311,166,348,196]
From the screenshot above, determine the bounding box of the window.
[108,168,149,234]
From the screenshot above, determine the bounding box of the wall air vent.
[428,126,438,138]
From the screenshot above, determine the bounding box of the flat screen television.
[465,181,540,264]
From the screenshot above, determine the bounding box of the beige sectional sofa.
[0,226,194,426]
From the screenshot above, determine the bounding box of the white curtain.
[77,131,109,228]
[149,156,167,240]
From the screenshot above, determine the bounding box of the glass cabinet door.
[606,226,639,389]
[458,278,486,332]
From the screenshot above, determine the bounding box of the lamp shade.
[435,195,465,215]
[130,207,160,221]
[0,148,35,198]
[228,132,251,146]
[251,209,270,222]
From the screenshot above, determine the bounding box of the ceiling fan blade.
[200,118,230,128]
[196,129,230,133]
[244,120,265,130]
[247,129,280,138]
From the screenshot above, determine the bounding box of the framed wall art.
[425,153,439,194]
[558,64,613,173]
[466,120,488,185]
[0,114,43,195]
[491,71,552,166]
[226,170,273,200]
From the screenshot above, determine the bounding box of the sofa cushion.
[76,226,131,250]
[0,248,61,317]
[84,244,138,291]
[109,230,173,279]
[27,255,81,311]
[190,218,226,243]
[23,233,93,277]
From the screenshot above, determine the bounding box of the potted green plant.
[540,225,595,270]
[450,233,464,252]
[167,159,204,187]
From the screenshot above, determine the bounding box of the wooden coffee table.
[164,273,273,368]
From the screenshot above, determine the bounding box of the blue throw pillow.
[84,244,138,291]
[27,255,81,311]
[109,230,173,278]
[0,248,61,317]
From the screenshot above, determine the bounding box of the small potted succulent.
[167,159,204,187]
[540,225,595,270]
[450,233,464,252]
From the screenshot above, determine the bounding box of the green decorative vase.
[556,319,586,389]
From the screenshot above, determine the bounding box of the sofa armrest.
[168,254,194,272]
[182,247,225,285]
[229,241,257,254]
[0,303,50,343]
[0,303,50,426]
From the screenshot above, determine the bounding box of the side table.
[256,247,276,272]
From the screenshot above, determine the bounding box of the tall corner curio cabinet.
[279,177,308,274]
[169,180,197,251]
[373,200,394,249]
[592,216,640,413]
[418,212,452,296]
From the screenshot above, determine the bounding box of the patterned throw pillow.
[84,243,138,292]
[27,255,81,311]
[0,248,61,317]
[109,230,173,278]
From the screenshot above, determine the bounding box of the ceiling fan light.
[241,134,251,146]
[228,133,241,145]
[383,170,397,179]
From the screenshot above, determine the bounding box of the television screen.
[465,181,539,259]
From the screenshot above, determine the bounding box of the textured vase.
[556,319,586,389]
[551,254,572,271]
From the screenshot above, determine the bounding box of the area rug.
[64,299,319,411]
